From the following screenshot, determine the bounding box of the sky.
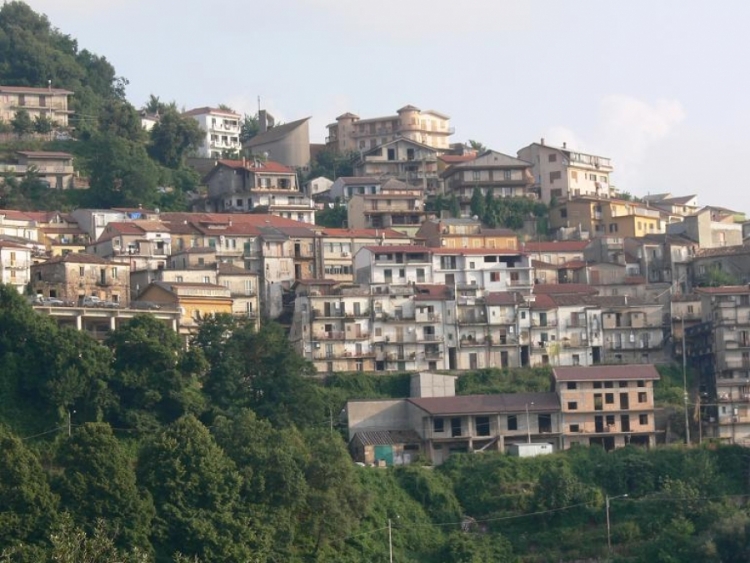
[21,0,750,209]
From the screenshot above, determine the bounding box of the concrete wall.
[346,399,411,441]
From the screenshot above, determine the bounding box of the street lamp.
[526,401,534,443]
[606,493,629,553]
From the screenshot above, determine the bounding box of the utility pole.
[681,316,690,445]
[606,494,628,554]
[67,410,72,437]
[388,518,393,563]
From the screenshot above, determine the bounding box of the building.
[441,150,534,214]
[0,85,74,128]
[688,286,750,445]
[594,296,667,365]
[353,138,439,192]
[87,221,172,271]
[689,245,750,288]
[201,159,314,223]
[0,151,76,190]
[553,365,660,450]
[667,207,743,249]
[303,176,334,200]
[326,105,453,153]
[347,182,426,236]
[183,107,241,158]
[0,241,31,293]
[517,139,614,204]
[329,177,385,202]
[416,217,518,250]
[643,194,700,217]
[31,253,131,306]
[244,115,311,170]
[549,196,664,238]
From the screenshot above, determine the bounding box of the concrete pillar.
[110,315,116,331]
[76,315,82,331]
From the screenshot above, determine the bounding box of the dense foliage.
[1,285,750,562]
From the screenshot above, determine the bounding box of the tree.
[148,109,204,168]
[47,513,150,563]
[105,315,205,430]
[10,109,32,136]
[315,202,347,228]
[0,425,57,551]
[239,113,260,144]
[468,139,487,153]
[447,193,460,218]
[137,416,256,562]
[55,423,154,552]
[33,113,53,134]
[306,149,358,182]
[469,186,484,218]
[98,99,144,142]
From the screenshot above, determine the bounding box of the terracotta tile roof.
[438,154,477,164]
[553,365,660,382]
[0,209,36,221]
[0,85,73,95]
[523,241,589,253]
[0,240,30,250]
[486,291,522,306]
[362,244,429,254]
[532,284,598,295]
[530,294,556,309]
[531,259,559,269]
[217,263,252,275]
[321,227,409,238]
[408,392,559,416]
[559,260,586,269]
[414,284,452,301]
[35,253,128,266]
[695,245,750,258]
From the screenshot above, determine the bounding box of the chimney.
[259,110,268,133]
[540,138,545,146]
[562,142,567,149]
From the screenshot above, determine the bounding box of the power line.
[20,426,65,440]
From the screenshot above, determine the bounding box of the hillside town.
[3,84,750,461]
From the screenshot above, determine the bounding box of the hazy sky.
[23,0,750,209]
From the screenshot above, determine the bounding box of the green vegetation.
[1,285,750,561]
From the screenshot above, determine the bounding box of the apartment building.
[553,365,660,450]
[667,207,743,249]
[643,193,700,217]
[517,139,614,204]
[417,217,519,251]
[88,221,172,271]
[0,241,31,293]
[441,150,535,215]
[353,138,439,192]
[0,85,74,128]
[347,183,427,236]
[0,151,75,190]
[549,196,664,238]
[329,177,385,201]
[326,105,453,153]
[244,116,311,170]
[595,296,667,365]
[183,107,241,158]
[688,286,750,445]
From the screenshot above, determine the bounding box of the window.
[593,382,602,389]
[572,354,580,365]
[490,272,500,282]
[604,381,614,389]
[637,380,645,387]
[111,267,118,278]
[566,382,577,390]
[619,381,628,388]
[609,223,619,233]
[605,393,614,404]
[570,424,580,432]
[203,276,210,283]
[550,171,562,182]
[571,171,578,181]
[507,415,518,430]
[594,394,603,410]
[79,266,85,276]
[503,170,511,180]
[472,170,481,181]
[433,418,444,433]
[639,414,649,425]
[638,392,647,403]
[176,276,184,283]
[560,208,568,218]
[548,154,557,162]
[568,401,578,410]
[476,416,490,437]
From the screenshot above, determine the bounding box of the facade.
[0,85,74,128]
[347,183,426,236]
[0,241,32,293]
[0,151,75,190]
[244,116,311,170]
[416,218,518,250]
[329,177,384,201]
[326,105,453,153]
[553,365,660,450]
[304,176,334,199]
[549,196,664,238]
[441,150,535,215]
[688,286,750,445]
[594,296,667,365]
[667,207,743,249]
[353,138,439,192]
[88,221,172,271]
[183,107,241,158]
[31,253,131,306]
[517,140,614,204]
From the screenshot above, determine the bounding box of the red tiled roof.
[0,85,73,95]
[523,241,589,252]
[439,154,478,164]
[0,209,36,221]
[321,228,409,238]
[215,159,293,174]
[559,260,586,269]
[362,244,429,254]
[533,284,598,295]
[530,294,556,309]
[431,248,521,256]
[414,284,451,301]
[531,259,559,269]
[408,392,559,416]
[553,365,660,382]
[486,292,522,306]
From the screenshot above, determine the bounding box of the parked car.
[34,296,64,306]
[82,296,120,308]
[130,301,161,310]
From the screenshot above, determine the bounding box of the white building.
[0,241,31,293]
[183,107,241,158]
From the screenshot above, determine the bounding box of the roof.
[486,291,522,306]
[335,112,359,120]
[16,151,73,159]
[523,241,589,253]
[0,85,73,95]
[351,430,421,446]
[431,248,521,256]
[532,284,598,295]
[695,245,750,259]
[660,195,697,205]
[0,240,30,250]
[34,253,127,266]
[182,106,240,118]
[553,365,660,382]
[695,286,750,295]
[217,263,252,275]
[363,244,429,254]
[244,117,310,147]
[320,227,408,239]
[414,284,452,301]
[446,150,531,171]
[439,154,477,165]
[213,159,294,174]
[408,392,559,416]
[334,176,383,185]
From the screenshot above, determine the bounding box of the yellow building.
[415,218,518,250]
[137,281,233,339]
[549,196,664,238]
[0,85,74,128]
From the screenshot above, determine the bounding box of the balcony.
[346,331,370,341]
[315,331,346,340]
[531,319,557,328]
[717,392,750,403]
[415,312,441,323]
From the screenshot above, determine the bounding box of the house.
[689,245,750,288]
[624,234,695,292]
[88,221,172,271]
[0,241,32,293]
[303,176,333,200]
[553,364,660,450]
[549,196,664,238]
[347,182,427,236]
[0,151,76,190]
[244,115,311,170]
[183,107,241,158]
[594,296,667,365]
[0,85,74,128]
[329,177,384,202]
[643,194,700,217]
[523,240,590,268]
[416,217,519,250]
[353,138,440,192]
[201,159,314,224]
[31,253,130,306]
[346,373,560,466]
[137,281,233,339]
[517,139,614,204]
[687,286,750,446]
[666,206,743,249]
[326,105,453,153]
[441,150,535,214]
